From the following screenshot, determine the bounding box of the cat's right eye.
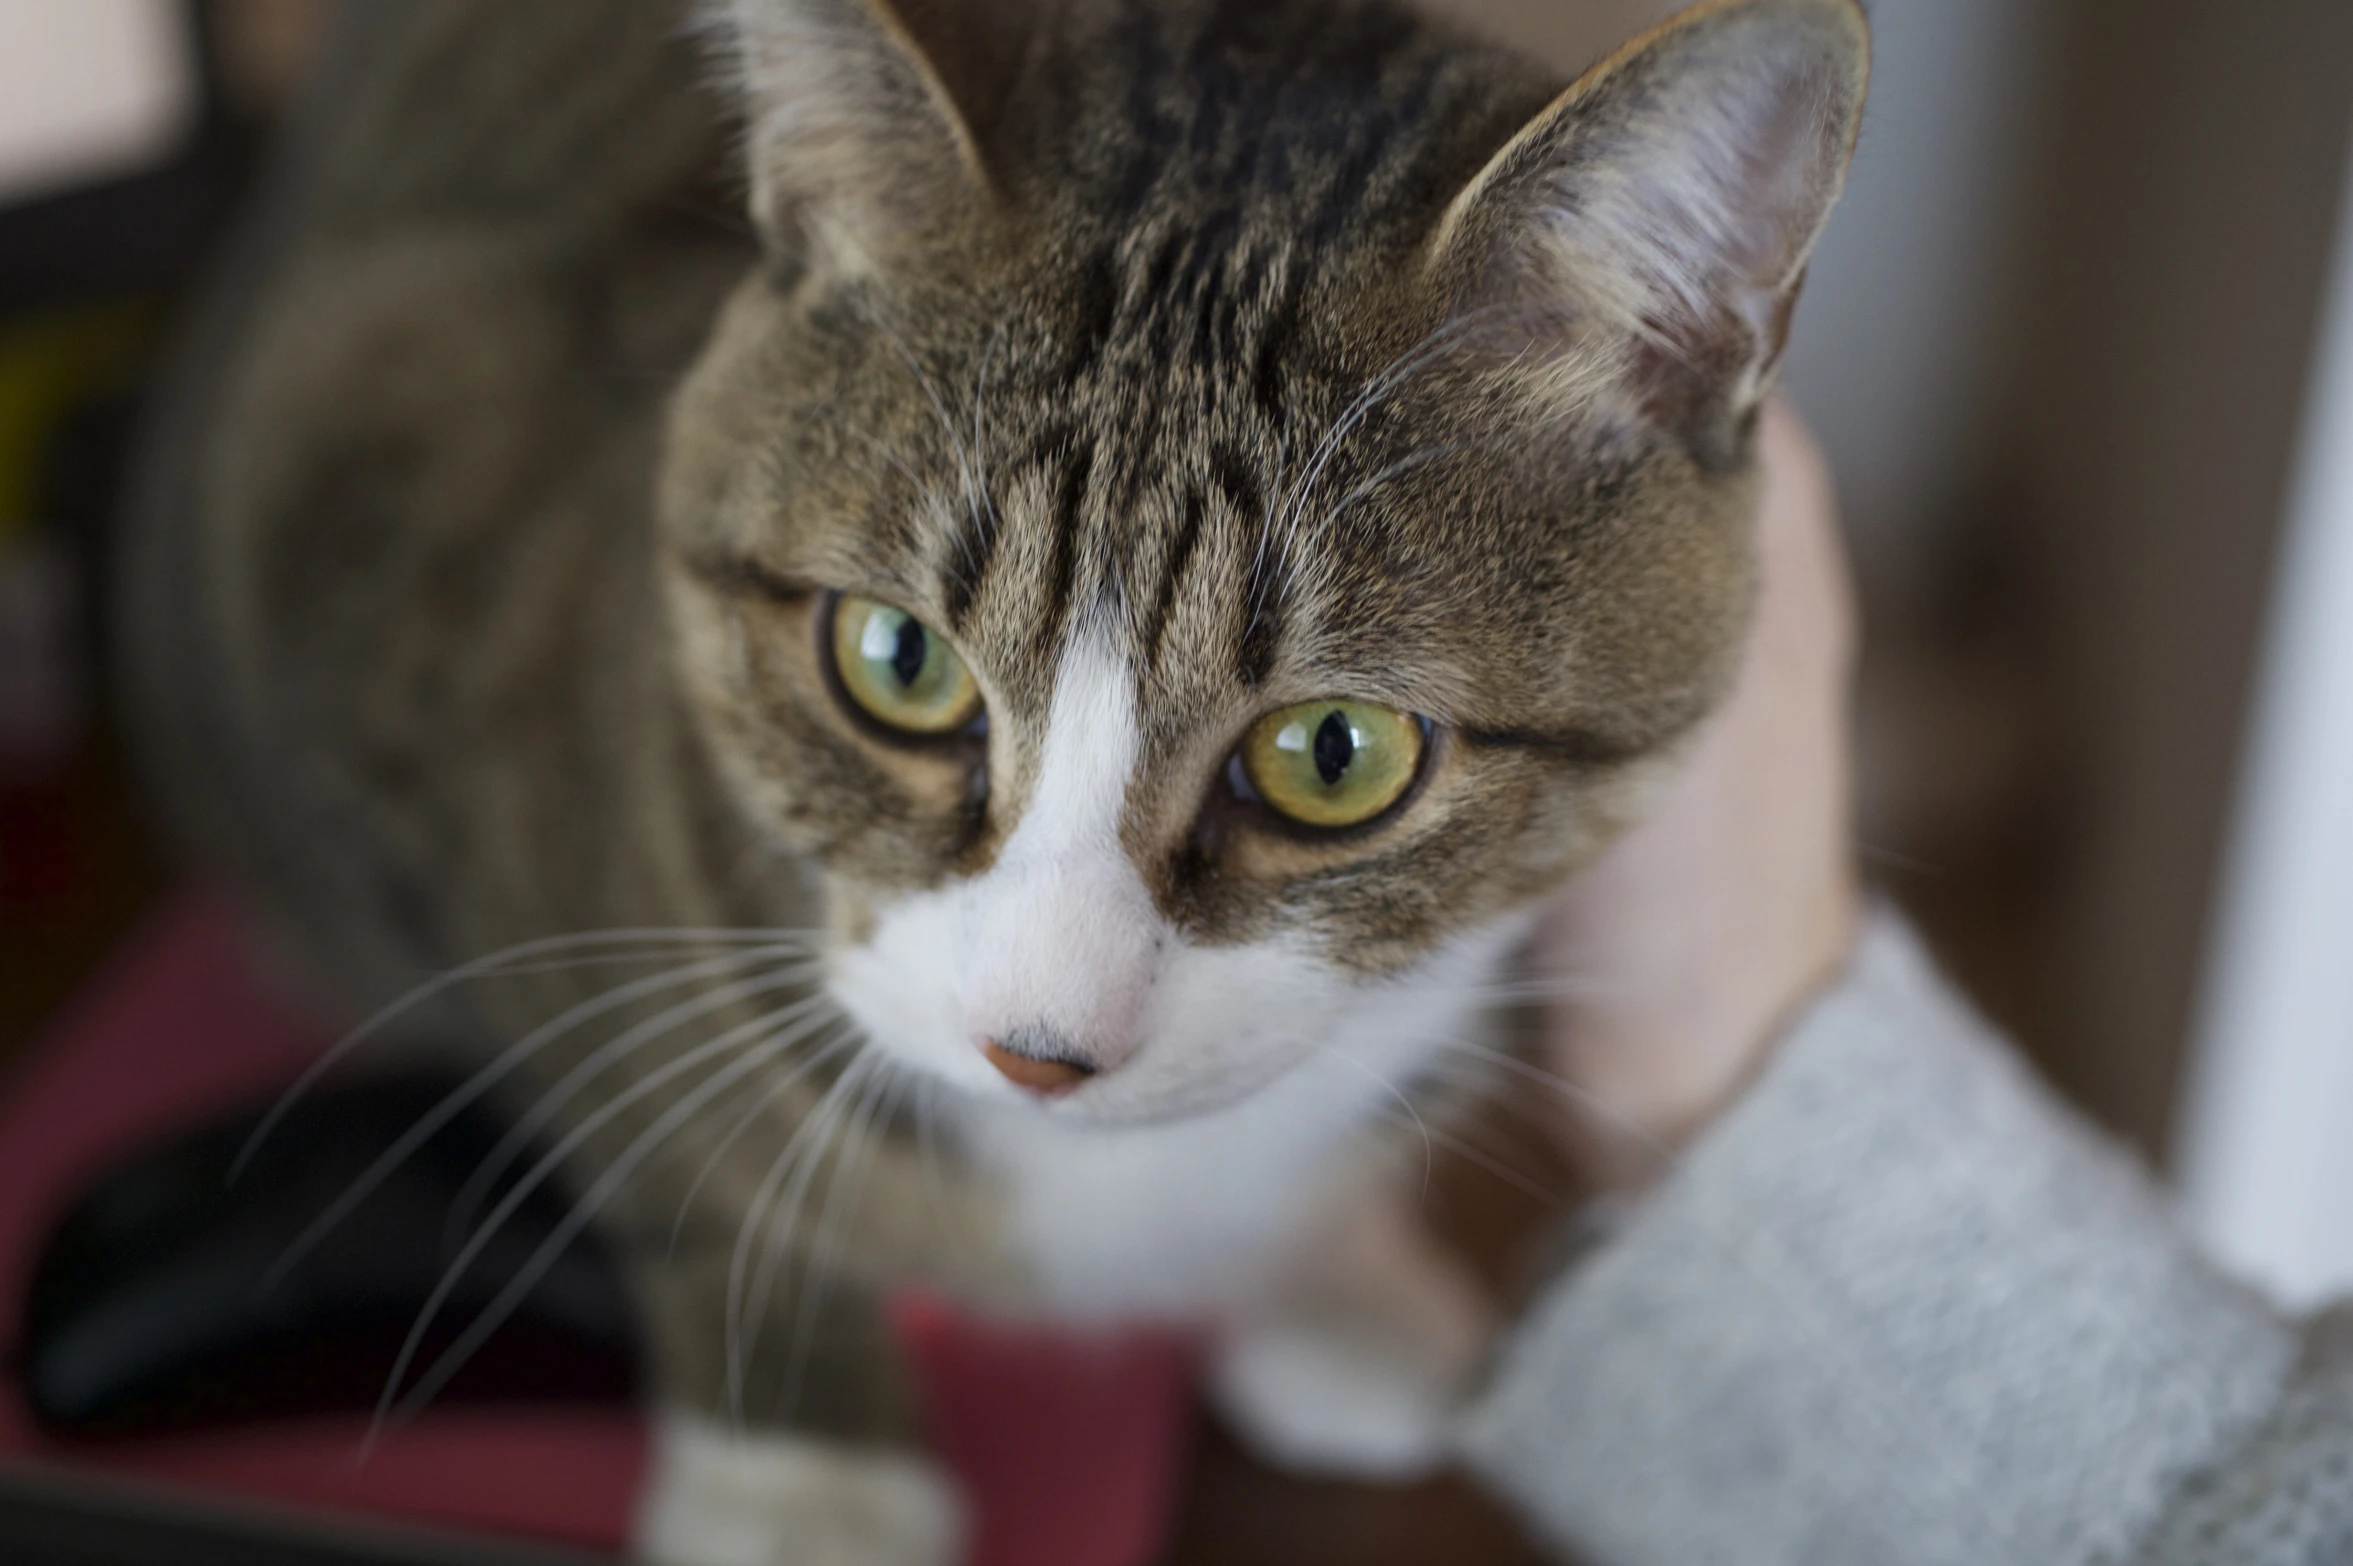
[1239,700,1426,830]
[827,594,983,736]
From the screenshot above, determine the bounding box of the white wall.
[0,0,196,206]
[1778,0,2048,561]
[2175,114,2353,1309]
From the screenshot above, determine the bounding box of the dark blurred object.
[212,0,334,124]
[0,309,172,1063]
[0,1464,610,1566]
[0,4,249,313]
[1987,0,2353,1156]
[23,1072,638,1437]
[0,1,333,1066]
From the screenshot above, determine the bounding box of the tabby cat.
[122,0,1866,1558]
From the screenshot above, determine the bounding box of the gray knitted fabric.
[2121,1308,2353,1566]
[1457,913,2316,1566]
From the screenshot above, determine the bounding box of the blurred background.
[1,0,2350,1559]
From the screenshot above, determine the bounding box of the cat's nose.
[980,1027,1099,1097]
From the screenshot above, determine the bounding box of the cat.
[119,0,1866,1560]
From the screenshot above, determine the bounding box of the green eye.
[829,594,982,735]
[1240,700,1425,830]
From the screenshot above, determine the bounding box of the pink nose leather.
[983,1040,1093,1096]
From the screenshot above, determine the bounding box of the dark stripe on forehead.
[943,484,999,629]
[1252,264,1306,419]
[1237,552,1284,688]
[1043,440,1096,652]
[1214,448,1284,687]
[1143,484,1208,672]
[1112,389,1169,516]
[1063,248,1122,380]
[1211,445,1263,536]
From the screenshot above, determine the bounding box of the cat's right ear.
[1427,0,1868,459]
[710,0,1025,276]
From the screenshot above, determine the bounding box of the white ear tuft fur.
[1431,0,1869,450]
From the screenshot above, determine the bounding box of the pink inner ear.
[1598,52,1849,383]
[1450,7,1863,442]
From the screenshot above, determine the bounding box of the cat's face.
[660,0,1866,1124]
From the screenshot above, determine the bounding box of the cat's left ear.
[713,0,1029,275]
[1428,0,1869,456]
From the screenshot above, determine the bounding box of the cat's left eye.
[1239,700,1425,830]
[828,594,983,736]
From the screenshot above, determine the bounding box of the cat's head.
[660,0,1867,1125]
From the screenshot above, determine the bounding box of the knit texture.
[1457,913,2299,1566]
[2123,1307,2353,1566]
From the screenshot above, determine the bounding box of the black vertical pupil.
[889,617,928,689]
[1312,710,1355,785]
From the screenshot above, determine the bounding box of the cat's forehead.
[705,0,1753,758]
[829,257,1673,758]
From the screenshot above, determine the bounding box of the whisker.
[442,967,826,1247]
[666,1016,854,1259]
[233,928,820,1181]
[779,1060,896,1418]
[1262,308,1499,584]
[1430,1035,1675,1178]
[1314,440,1475,531]
[1368,1099,1562,1208]
[725,1051,872,1423]
[739,1053,874,1389]
[258,947,796,1296]
[370,998,838,1438]
[1318,1046,1435,1198]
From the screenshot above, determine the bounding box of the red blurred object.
[0,892,1196,1564]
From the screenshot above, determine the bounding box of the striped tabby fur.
[122,0,1865,1557]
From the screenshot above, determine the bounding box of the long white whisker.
[739,1053,874,1393]
[1433,1035,1675,1176]
[779,1061,895,1418]
[1262,309,1497,584]
[1314,441,1474,531]
[233,928,819,1181]
[725,1050,871,1423]
[1319,1046,1435,1198]
[1373,1096,1562,1207]
[666,1015,853,1258]
[443,968,825,1246]
[370,998,836,1437]
[258,948,795,1296]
